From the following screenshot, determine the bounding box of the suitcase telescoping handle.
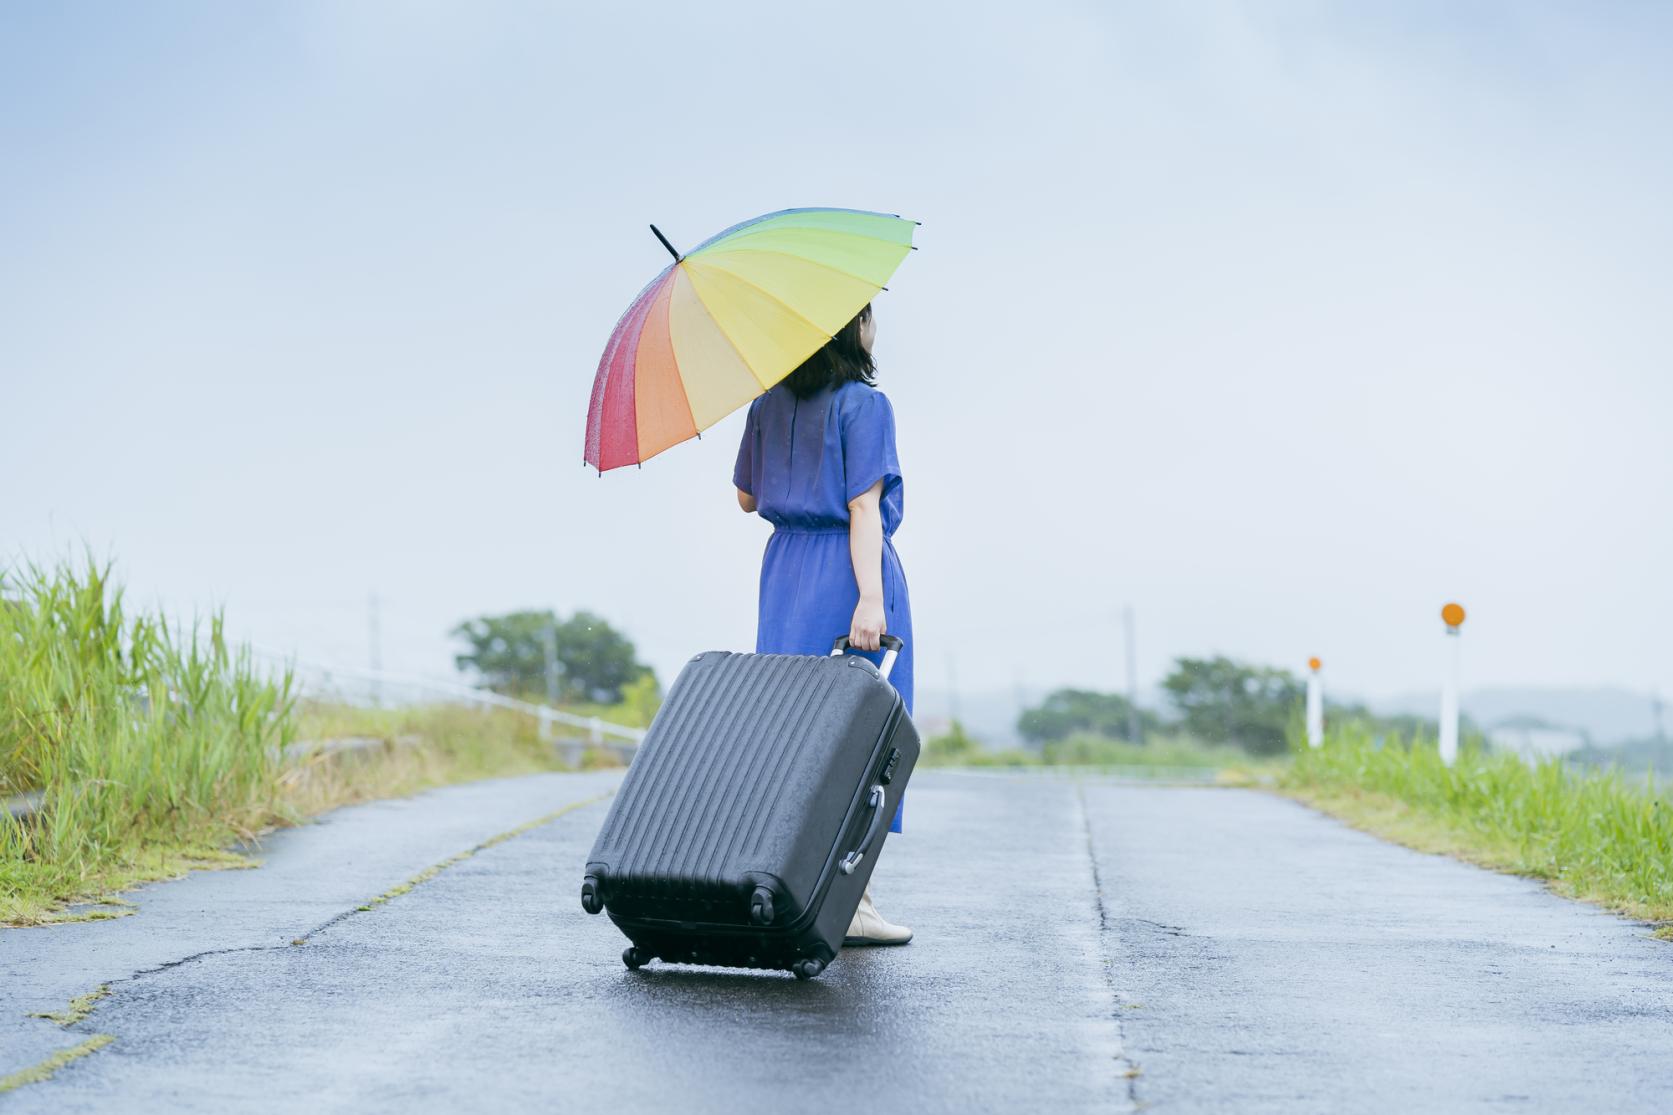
[829,634,904,682]
[839,784,887,876]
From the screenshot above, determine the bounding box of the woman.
[732,301,914,947]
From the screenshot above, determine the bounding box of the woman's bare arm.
[847,479,886,650]
[737,488,757,513]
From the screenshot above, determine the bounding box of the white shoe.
[844,885,912,946]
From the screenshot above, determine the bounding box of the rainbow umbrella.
[584,207,917,472]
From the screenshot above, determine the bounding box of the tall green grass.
[1,560,294,913]
[1286,723,1673,927]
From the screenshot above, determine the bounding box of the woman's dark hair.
[782,303,875,398]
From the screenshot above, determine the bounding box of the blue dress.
[733,380,912,832]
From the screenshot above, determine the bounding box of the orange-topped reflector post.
[1438,602,1465,766]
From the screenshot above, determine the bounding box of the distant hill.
[1570,736,1673,774]
[1373,686,1663,746]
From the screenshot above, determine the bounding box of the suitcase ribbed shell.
[587,651,898,927]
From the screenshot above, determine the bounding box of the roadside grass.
[280,700,621,819]
[2,559,292,925]
[1284,723,1673,934]
[1,559,623,926]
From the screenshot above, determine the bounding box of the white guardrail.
[2,652,646,823]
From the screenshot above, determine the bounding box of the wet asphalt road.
[4,770,1672,1113]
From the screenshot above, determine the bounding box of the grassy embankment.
[1,561,618,926]
[1284,723,1673,938]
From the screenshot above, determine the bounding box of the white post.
[1438,603,1465,767]
[589,716,604,746]
[1305,657,1324,748]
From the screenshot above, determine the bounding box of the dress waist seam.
[768,527,901,540]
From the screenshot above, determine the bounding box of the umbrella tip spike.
[649,223,683,263]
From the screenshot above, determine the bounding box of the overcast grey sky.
[4,1,1671,713]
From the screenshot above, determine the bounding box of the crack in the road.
[1077,782,1143,1110]
[131,941,292,979]
[5,790,615,1098]
[1120,917,1192,937]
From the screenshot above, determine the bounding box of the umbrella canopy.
[584,207,917,472]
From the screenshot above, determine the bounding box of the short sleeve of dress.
[733,399,758,495]
[840,388,902,505]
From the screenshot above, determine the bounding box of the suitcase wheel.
[581,876,603,915]
[749,885,776,926]
[791,958,825,981]
[623,946,653,971]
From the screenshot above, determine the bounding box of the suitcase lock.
[879,747,902,785]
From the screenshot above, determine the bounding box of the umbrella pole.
[649,224,683,263]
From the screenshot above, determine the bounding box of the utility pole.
[367,591,382,707]
[542,619,561,741]
[1122,605,1142,745]
[947,652,961,729]
[543,620,561,706]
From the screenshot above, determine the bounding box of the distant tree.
[614,671,663,728]
[922,720,980,766]
[1161,656,1303,755]
[450,609,651,703]
[1017,688,1159,745]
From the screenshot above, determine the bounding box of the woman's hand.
[850,595,886,651]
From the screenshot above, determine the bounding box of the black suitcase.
[581,635,918,979]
